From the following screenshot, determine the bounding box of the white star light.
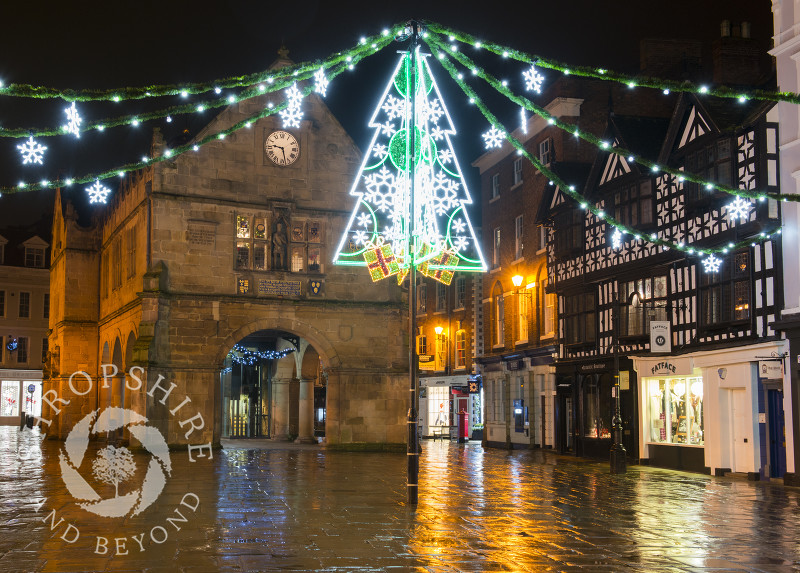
[63,102,82,138]
[17,136,47,165]
[452,218,467,233]
[523,64,544,93]
[86,180,111,204]
[610,228,622,249]
[279,83,304,129]
[353,229,368,245]
[454,236,469,251]
[727,196,752,222]
[314,67,329,97]
[430,126,445,141]
[482,125,505,149]
[702,254,722,273]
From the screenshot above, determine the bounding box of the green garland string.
[424,39,782,262]
[423,32,777,205]
[0,53,378,195]
[0,28,398,102]
[424,21,800,106]
[0,33,395,138]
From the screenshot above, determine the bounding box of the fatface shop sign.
[648,357,693,376]
[650,361,676,376]
[650,321,671,353]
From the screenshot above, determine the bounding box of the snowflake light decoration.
[63,101,82,138]
[727,196,752,222]
[17,136,47,165]
[482,125,505,149]
[702,254,722,273]
[279,83,304,129]
[334,50,486,282]
[523,64,544,93]
[86,180,111,204]
[314,68,329,97]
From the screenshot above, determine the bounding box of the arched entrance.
[220,329,325,442]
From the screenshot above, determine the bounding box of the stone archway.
[219,328,325,442]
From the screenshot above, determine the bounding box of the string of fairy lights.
[1,20,798,273]
[0,27,398,197]
[226,344,295,366]
[421,32,782,272]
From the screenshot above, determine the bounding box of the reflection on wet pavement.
[1,426,799,571]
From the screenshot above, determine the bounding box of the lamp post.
[609,290,627,474]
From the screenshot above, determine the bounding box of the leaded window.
[701,250,750,326]
[564,292,596,345]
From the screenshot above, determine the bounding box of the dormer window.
[25,246,45,268]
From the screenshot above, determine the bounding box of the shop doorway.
[767,388,787,478]
[556,387,574,453]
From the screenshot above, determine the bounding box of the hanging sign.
[650,321,671,353]
[758,361,783,382]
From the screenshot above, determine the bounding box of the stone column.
[296,378,315,443]
[272,378,291,440]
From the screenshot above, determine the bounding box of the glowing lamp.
[511,275,524,288]
[435,326,443,335]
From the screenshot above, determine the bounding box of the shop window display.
[583,375,612,439]
[1,380,20,417]
[647,377,703,445]
[428,386,450,428]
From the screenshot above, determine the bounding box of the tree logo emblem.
[59,407,172,518]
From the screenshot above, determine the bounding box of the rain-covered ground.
[1,426,799,572]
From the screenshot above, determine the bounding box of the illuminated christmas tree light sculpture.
[333,45,486,284]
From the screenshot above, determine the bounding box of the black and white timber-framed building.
[541,93,790,478]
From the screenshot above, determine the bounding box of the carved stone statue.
[272,217,288,270]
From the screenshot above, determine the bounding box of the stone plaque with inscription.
[258,279,301,296]
[187,220,217,246]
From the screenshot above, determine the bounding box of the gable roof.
[535,162,593,225]
[585,114,670,198]
[662,92,774,160]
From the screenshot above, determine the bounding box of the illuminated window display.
[428,386,450,428]
[647,377,704,445]
[583,375,613,439]
[1,380,20,417]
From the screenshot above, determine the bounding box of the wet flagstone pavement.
[1,426,800,572]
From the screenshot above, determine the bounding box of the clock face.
[265,131,300,166]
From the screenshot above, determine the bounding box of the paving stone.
[2,427,800,571]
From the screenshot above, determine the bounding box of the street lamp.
[609,290,627,474]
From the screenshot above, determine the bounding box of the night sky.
[0,0,773,229]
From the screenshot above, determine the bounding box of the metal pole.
[610,289,627,473]
[407,21,420,506]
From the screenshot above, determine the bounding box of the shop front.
[419,374,482,440]
[0,369,43,426]
[554,358,638,460]
[633,357,705,473]
[633,340,790,478]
